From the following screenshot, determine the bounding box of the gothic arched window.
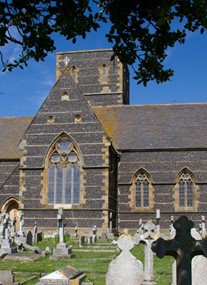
[99,64,108,84]
[47,137,80,205]
[179,172,193,207]
[173,169,199,211]
[130,169,154,210]
[135,172,150,208]
[70,65,78,83]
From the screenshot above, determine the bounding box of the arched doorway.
[1,198,20,231]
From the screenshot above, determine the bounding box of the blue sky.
[1,25,207,116]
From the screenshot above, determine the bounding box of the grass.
[0,237,174,285]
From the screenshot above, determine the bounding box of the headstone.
[155,209,160,237]
[33,221,38,243]
[169,216,176,238]
[106,229,144,285]
[107,212,114,239]
[0,270,15,285]
[18,211,25,237]
[51,208,72,259]
[10,217,16,238]
[172,227,207,285]
[37,232,42,242]
[79,236,85,247]
[152,215,207,285]
[201,215,206,238]
[26,230,33,246]
[0,212,6,243]
[100,233,108,242]
[138,219,144,235]
[87,236,92,245]
[1,213,17,254]
[36,265,86,285]
[74,226,78,237]
[92,225,97,243]
[140,220,157,285]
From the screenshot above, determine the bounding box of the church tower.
[56,49,129,106]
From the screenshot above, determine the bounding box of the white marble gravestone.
[106,229,144,285]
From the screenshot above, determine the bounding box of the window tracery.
[173,168,199,211]
[130,169,154,211]
[47,137,80,205]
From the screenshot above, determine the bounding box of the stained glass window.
[135,172,150,208]
[179,172,194,208]
[47,137,80,205]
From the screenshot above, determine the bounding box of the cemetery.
[0,208,207,284]
[2,49,207,285]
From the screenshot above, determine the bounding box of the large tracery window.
[47,138,80,205]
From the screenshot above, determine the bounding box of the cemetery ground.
[0,235,174,285]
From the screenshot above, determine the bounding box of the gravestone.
[36,265,86,285]
[0,270,15,285]
[152,215,207,285]
[33,221,38,243]
[26,230,33,246]
[169,216,176,238]
[0,212,6,243]
[51,208,72,259]
[79,236,85,247]
[140,220,157,285]
[1,213,17,254]
[87,236,92,245]
[10,217,16,238]
[92,225,97,243]
[106,229,144,285]
[155,209,160,237]
[74,226,78,237]
[172,226,207,285]
[200,215,206,238]
[18,211,25,237]
[107,212,114,239]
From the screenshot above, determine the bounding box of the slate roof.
[93,103,207,150]
[0,117,32,159]
[1,103,207,158]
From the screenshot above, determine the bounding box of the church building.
[1,49,207,233]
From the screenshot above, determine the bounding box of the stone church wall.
[118,149,207,230]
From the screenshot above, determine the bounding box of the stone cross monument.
[152,215,207,285]
[51,208,72,259]
[140,220,157,285]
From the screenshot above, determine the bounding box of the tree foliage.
[1,0,207,85]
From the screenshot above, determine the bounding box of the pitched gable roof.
[93,103,207,150]
[0,117,32,159]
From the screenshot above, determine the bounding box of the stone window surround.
[129,168,155,212]
[69,65,79,83]
[98,64,109,84]
[41,133,85,209]
[173,168,199,212]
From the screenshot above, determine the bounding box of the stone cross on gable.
[63,56,70,66]
[152,215,207,285]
